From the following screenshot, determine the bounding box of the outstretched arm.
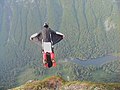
[30,32,43,45]
[50,29,64,45]
[56,32,65,38]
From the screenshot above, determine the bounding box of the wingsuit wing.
[30,30,64,45]
[30,32,43,46]
[51,31,64,45]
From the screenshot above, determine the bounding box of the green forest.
[0,0,120,89]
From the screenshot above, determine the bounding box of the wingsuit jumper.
[30,22,64,68]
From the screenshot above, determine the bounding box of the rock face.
[0,0,120,88]
[11,76,120,90]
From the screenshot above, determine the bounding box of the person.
[30,22,64,68]
[41,23,55,53]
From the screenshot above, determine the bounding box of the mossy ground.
[12,76,120,90]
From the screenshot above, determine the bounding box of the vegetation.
[11,76,120,90]
[0,0,120,89]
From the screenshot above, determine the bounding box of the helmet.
[43,22,49,28]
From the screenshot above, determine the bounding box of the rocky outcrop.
[11,76,120,90]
